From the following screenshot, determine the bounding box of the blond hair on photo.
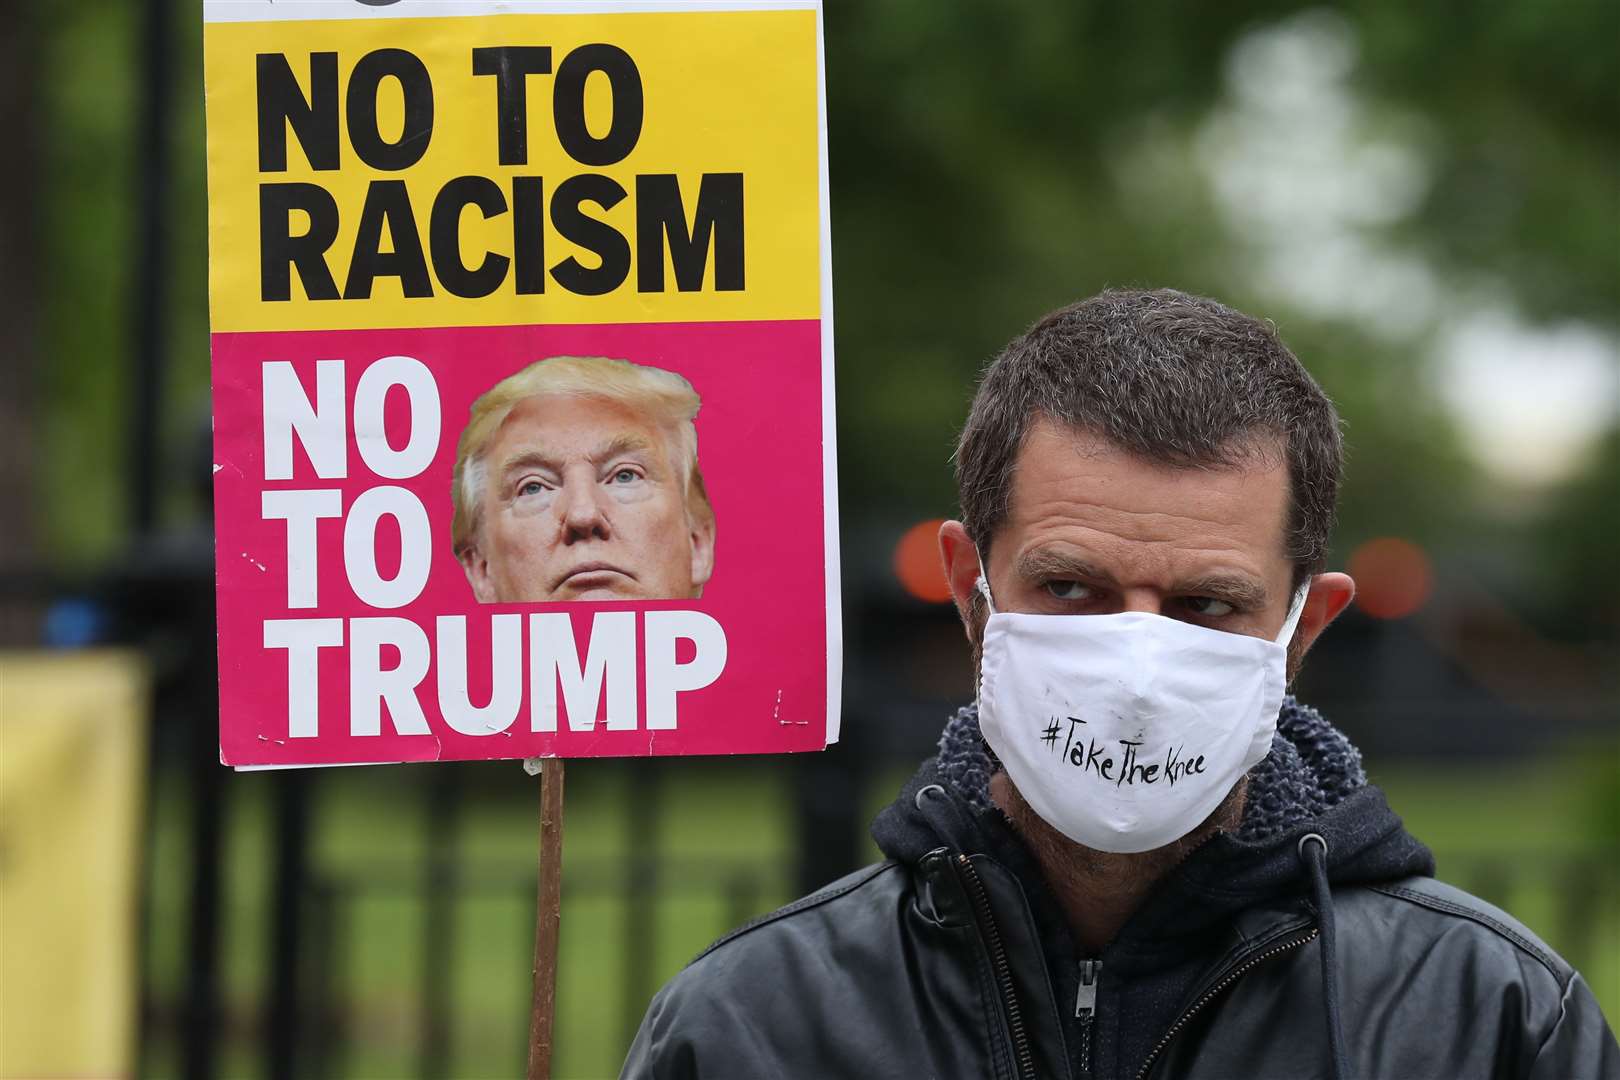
[451,356,713,556]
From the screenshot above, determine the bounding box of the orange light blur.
[893,519,955,603]
[1348,537,1434,620]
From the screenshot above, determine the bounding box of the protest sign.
[204,0,838,769]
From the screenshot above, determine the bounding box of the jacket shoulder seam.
[1367,883,1565,980]
[688,861,899,966]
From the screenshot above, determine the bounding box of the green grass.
[145,761,800,1079]
[142,746,1619,1078]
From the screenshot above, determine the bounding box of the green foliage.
[32,0,1619,577]
[820,0,1618,550]
[1351,0,1620,322]
[36,0,137,562]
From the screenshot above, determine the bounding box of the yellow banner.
[205,9,821,332]
[0,652,146,1079]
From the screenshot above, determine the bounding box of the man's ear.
[1294,571,1355,656]
[939,520,985,642]
[688,512,716,596]
[459,544,497,604]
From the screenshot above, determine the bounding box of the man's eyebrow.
[1014,550,1270,608]
[498,449,557,478]
[589,433,653,464]
[496,435,654,479]
[1170,574,1270,609]
[1014,549,1118,585]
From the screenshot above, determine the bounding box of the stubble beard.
[992,769,1249,900]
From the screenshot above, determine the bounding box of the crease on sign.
[242,552,267,572]
[213,460,244,479]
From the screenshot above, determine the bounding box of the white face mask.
[974,563,1308,854]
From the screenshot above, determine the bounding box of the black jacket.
[623,703,1617,1079]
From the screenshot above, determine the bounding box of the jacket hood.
[871,698,1435,942]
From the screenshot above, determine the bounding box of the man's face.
[460,394,715,602]
[939,417,1354,866]
[943,418,1352,659]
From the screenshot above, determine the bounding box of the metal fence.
[122,715,1619,1080]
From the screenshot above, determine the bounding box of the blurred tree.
[1353,0,1619,323]
[37,0,139,564]
[29,0,1619,622]
[820,1,1616,596]
[2,4,39,574]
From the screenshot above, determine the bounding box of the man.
[623,289,1616,1078]
[451,355,717,602]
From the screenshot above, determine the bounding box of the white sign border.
[210,0,844,751]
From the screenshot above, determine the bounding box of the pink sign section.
[213,319,829,766]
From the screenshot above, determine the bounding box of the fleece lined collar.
[874,696,1434,937]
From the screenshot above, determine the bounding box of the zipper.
[955,853,1038,1080]
[1133,929,1318,1080]
[1075,959,1100,1076]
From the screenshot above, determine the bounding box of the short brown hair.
[955,288,1342,585]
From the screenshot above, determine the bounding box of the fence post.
[420,767,462,1078]
[622,761,662,1049]
[267,769,313,1079]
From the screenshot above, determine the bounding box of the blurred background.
[2,1,1616,1077]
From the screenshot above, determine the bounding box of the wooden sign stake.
[526,757,566,1080]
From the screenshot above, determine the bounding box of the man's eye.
[517,479,546,497]
[1183,596,1235,618]
[609,468,640,484]
[1044,580,1092,601]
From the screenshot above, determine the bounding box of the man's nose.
[556,478,612,542]
[1120,588,1164,616]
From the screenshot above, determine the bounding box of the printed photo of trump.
[451,356,716,602]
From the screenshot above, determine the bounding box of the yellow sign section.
[205,10,820,332]
[0,651,146,1079]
